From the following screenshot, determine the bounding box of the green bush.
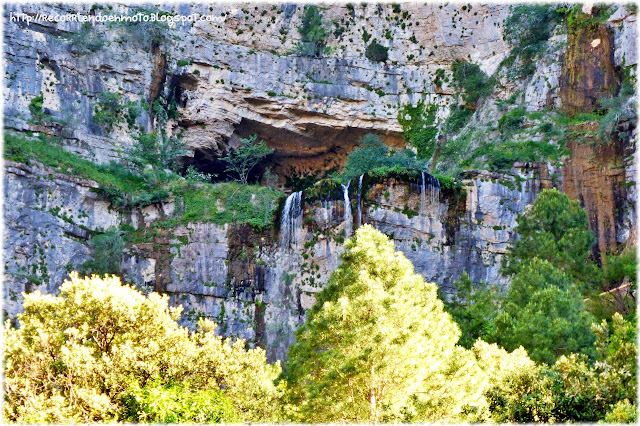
[342,134,426,181]
[222,134,275,185]
[397,100,438,159]
[82,228,126,276]
[365,40,388,62]
[111,7,175,49]
[121,382,238,423]
[28,92,45,121]
[501,5,561,79]
[68,22,106,55]
[498,107,526,134]
[451,60,494,105]
[444,103,473,134]
[296,5,328,57]
[127,131,188,185]
[184,165,212,183]
[93,91,142,133]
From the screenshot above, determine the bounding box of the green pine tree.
[503,188,597,285]
[284,225,486,423]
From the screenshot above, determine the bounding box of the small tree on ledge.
[365,40,389,62]
[222,135,274,185]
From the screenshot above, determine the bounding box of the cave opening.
[179,118,405,190]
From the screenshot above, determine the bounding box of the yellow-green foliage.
[284,225,536,423]
[3,273,284,423]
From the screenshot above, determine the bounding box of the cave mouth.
[181,119,405,190]
[230,118,405,190]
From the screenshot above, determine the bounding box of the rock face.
[3,159,541,361]
[3,161,120,317]
[4,3,510,179]
[2,3,637,363]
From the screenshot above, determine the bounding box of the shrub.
[365,40,388,62]
[501,5,561,79]
[397,100,438,159]
[184,165,211,183]
[28,92,45,121]
[93,91,142,133]
[444,103,473,134]
[296,5,328,57]
[68,22,106,54]
[111,7,175,49]
[82,227,126,276]
[3,273,284,422]
[451,60,494,106]
[127,131,188,185]
[342,133,426,181]
[497,107,526,134]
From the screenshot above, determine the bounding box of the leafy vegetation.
[127,131,188,185]
[493,258,596,364]
[3,273,283,423]
[444,103,473,134]
[451,60,494,106]
[166,181,282,231]
[28,92,44,121]
[111,7,176,49]
[501,5,561,79]
[397,100,438,160]
[364,40,388,62]
[285,226,487,422]
[4,132,282,230]
[445,272,499,349]
[296,5,328,57]
[81,228,126,276]
[93,91,142,133]
[222,134,274,185]
[502,189,598,284]
[497,107,526,135]
[341,134,426,181]
[4,132,149,202]
[597,81,637,142]
[68,22,106,54]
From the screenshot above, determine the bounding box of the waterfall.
[342,181,352,238]
[419,171,441,216]
[280,191,302,250]
[420,171,427,217]
[356,174,364,228]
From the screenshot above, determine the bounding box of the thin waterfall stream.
[341,181,352,238]
[280,191,303,250]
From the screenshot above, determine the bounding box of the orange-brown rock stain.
[559,18,618,115]
[561,122,628,260]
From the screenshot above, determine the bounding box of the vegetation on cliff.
[4,131,283,231]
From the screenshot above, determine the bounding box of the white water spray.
[280,191,302,250]
[341,181,352,238]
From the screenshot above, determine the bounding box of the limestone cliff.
[3,3,637,362]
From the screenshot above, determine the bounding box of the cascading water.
[356,174,364,228]
[420,171,427,217]
[280,191,303,250]
[341,181,352,238]
[419,171,442,216]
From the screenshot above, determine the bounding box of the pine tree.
[284,225,486,423]
[503,188,597,285]
[493,259,596,364]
